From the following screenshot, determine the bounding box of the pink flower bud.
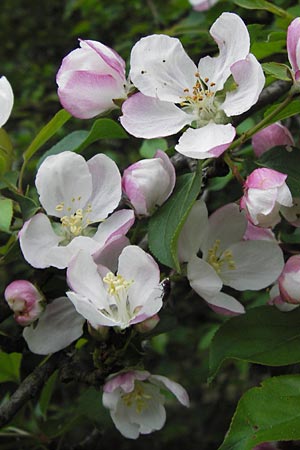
[4,280,45,326]
[87,322,109,341]
[122,150,175,216]
[278,255,300,304]
[134,314,160,333]
[252,123,294,158]
[240,168,293,228]
[56,39,129,119]
[190,0,219,11]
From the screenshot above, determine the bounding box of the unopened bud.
[88,322,109,341]
[4,280,45,326]
[278,255,300,304]
[134,314,160,333]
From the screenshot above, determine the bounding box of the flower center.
[207,239,236,274]
[121,382,151,413]
[102,272,134,328]
[55,199,92,237]
[103,272,133,297]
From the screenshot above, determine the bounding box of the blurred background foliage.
[1,0,300,449]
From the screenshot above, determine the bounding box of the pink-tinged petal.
[206,292,245,315]
[122,167,147,215]
[190,0,219,11]
[277,182,293,207]
[93,209,135,245]
[150,375,190,407]
[36,151,92,217]
[187,256,222,300]
[120,93,191,138]
[245,168,287,189]
[46,236,102,269]
[67,250,109,308]
[279,255,300,304]
[287,18,300,73]
[104,371,150,393]
[0,76,13,127]
[155,150,176,197]
[252,123,294,157]
[222,54,265,116]
[82,39,126,80]
[281,197,300,227]
[178,200,208,262]
[198,13,250,91]
[243,221,276,242]
[222,240,284,290]
[130,34,197,103]
[201,203,247,257]
[86,154,122,221]
[93,235,130,273]
[130,286,163,324]
[175,123,235,159]
[58,72,121,119]
[19,213,62,269]
[23,297,85,355]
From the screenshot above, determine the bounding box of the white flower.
[102,370,189,439]
[121,12,264,159]
[0,76,13,127]
[66,246,164,330]
[19,151,134,269]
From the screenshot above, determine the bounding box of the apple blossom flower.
[122,150,175,216]
[19,151,134,269]
[269,283,298,312]
[252,122,294,157]
[23,297,85,354]
[102,370,189,439]
[57,39,132,119]
[66,245,164,330]
[121,12,265,159]
[189,0,219,11]
[278,255,300,304]
[0,76,13,127]
[183,202,284,314]
[4,280,45,326]
[240,168,293,228]
[287,17,300,85]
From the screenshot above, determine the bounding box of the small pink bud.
[252,122,294,157]
[4,280,45,326]
[134,314,160,333]
[87,322,109,341]
[278,255,300,304]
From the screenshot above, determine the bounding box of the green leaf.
[262,62,292,81]
[23,109,71,163]
[233,0,293,18]
[0,198,13,232]
[218,375,300,450]
[139,138,168,158]
[0,352,22,384]
[37,371,58,420]
[257,146,300,196]
[148,170,202,271]
[10,191,40,220]
[37,118,128,167]
[263,99,300,126]
[209,306,300,382]
[0,128,13,176]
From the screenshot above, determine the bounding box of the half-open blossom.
[102,370,189,439]
[0,76,13,127]
[240,168,293,228]
[184,202,284,314]
[252,122,294,157]
[121,12,264,159]
[57,40,131,118]
[19,151,134,269]
[23,297,85,354]
[122,150,175,216]
[278,255,300,304]
[4,280,45,326]
[189,0,219,11]
[287,17,300,84]
[269,283,298,312]
[66,246,164,330]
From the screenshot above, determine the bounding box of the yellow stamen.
[207,239,236,273]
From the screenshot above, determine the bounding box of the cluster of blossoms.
[3,11,300,442]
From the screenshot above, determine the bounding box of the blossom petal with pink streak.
[252,123,294,157]
[120,93,191,138]
[287,18,300,73]
[222,54,265,116]
[190,0,219,11]
[206,292,245,315]
[175,123,235,159]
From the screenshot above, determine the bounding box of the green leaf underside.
[262,62,292,81]
[218,375,300,450]
[0,198,13,232]
[0,352,22,384]
[257,146,300,196]
[148,171,202,271]
[209,306,300,382]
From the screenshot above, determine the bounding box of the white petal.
[150,375,190,407]
[23,297,85,355]
[130,34,197,103]
[175,123,235,159]
[277,183,293,207]
[93,209,135,245]
[93,236,130,273]
[177,199,209,262]
[222,54,265,117]
[187,256,222,300]
[109,395,141,439]
[206,292,245,315]
[19,213,62,269]
[128,385,166,434]
[198,12,250,91]
[36,151,92,217]
[121,93,191,139]
[0,76,13,127]
[46,236,102,269]
[222,240,284,290]
[87,154,122,222]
